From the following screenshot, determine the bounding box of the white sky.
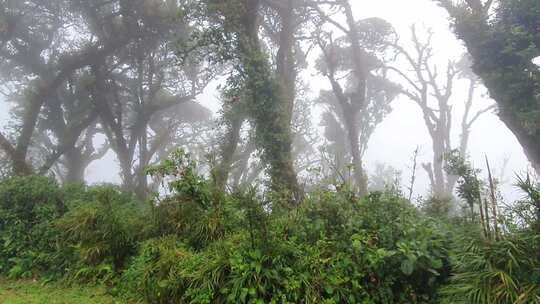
[348,0,530,201]
[1,0,532,202]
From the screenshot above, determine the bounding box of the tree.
[369,163,402,193]
[388,26,493,198]
[213,91,247,191]
[190,0,310,203]
[146,103,215,193]
[291,96,321,186]
[0,0,167,176]
[0,0,215,199]
[311,1,398,196]
[212,1,315,193]
[36,119,109,184]
[31,71,107,183]
[74,0,214,198]
[436,0,540,174]
[218,91,321,191]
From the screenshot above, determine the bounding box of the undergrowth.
[0,150,538,303]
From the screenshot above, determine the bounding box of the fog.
[3,1,540,300]
[0,0,533,202]
[85,0,530,201]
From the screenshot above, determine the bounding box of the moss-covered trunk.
[234,0,301,202]
[441,2,540,174]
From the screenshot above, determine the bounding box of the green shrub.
[145,149,244,249]
[0,175,65,278]
[121,187,450,303]
[290,191,451,303]
[0,178,146,282]
[0,153,453,302]
[441,176,540,304]
[441,233,540,304]
[420,195,455,218]
[118,236,195,303]
[148,195,232,249]
[512,174,540,232]
[56,185,145,283]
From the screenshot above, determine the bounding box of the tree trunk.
[238,0,301,203]
[64,147,87,184]
[444,6,540,175]
[499,109,540,175]
[275,0,297,130]
[118,153,134,192]
[343,110,368,196]
[432,137,448,197]
[215,114,243,190]
[136,123,148,201]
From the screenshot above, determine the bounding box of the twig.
[485,155,500,240]
[408,146,419,201]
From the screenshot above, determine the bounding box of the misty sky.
[0,0,532,202]
[351,0,530,202]
[344,0,530,202]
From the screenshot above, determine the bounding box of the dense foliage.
[1,150,539,303]
[0,178,145,282]
[0,176,65,278]
[56,186,146,282]
[120,193,451,303]
[441,233,540,304]
[438,0,540,172]
[0,153,453,303]
[122,150,452,303]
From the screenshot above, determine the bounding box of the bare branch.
[467,104,496,127]
[305,1,350,34]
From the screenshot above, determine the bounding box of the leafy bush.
[145,149,244,249]
[0,177,146,282]
[147,195,234,250]
[0,176,65,278]
[121,182,451,303]
[290,191,451,303]
[56,185,145,283]
[118,236,196,303]
[512,174,540,232]
[441,233,540,304]
[420,195,455,218]
[441,177,540,304]
[0,153,458,303]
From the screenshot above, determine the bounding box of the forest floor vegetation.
[0,278,126,304]
[0,151,538,303]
